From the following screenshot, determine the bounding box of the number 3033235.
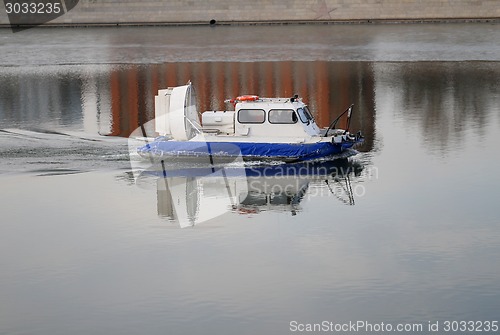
[5,2,62,14]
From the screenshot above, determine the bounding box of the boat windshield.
[297,107,313,123]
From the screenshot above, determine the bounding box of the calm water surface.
[1,24,500,335]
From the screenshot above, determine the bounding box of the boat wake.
[0,128,130,175]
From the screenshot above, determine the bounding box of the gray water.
[1,24,500,335]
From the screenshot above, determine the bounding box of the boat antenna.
[324,104,354,137]
[345,104,354,134]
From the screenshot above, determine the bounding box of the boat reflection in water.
[136,157,363,228]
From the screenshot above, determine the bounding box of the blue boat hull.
[138,139,362,162]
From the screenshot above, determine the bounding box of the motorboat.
[137,83,363,162]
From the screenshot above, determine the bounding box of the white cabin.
[153,84,326,143]
[201,98,321,139]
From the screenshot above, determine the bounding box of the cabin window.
[268,109,298,124]
[297,107,313,123]
[238,109,265,124]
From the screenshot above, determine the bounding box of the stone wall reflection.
[107,61,376,152]
[375,62,500,154]
[0,74,84,129]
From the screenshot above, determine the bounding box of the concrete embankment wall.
[1,0,499,27]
